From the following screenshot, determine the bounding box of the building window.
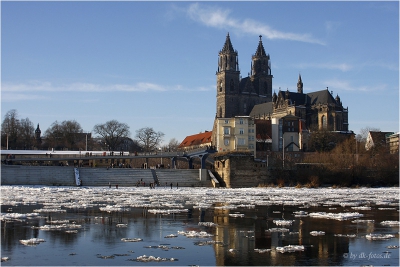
[224,120,229,124]
[239,118,244,124]
[238,138,245,145]
[224,139,230,146]
[230,79,234,91]
[322,115,327,129]
[239,128,244,134]
[224,127,230,135]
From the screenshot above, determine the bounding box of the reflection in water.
[1,187,399,266]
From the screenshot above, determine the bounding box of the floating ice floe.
[134,255,177,262]
[310,231,325,236]
[229,213,245,218]
[293,211,308,217]
[351,219,374,224]
[334,234,357,238]
[365,233,395,240]
[254,248,271,253]
[351,206,371,210]
[380,221,400,226]
[273,219,294,226]
[178,230,213,238]
[194,240,224,246]
[198,222,217,227]
[121,238,143,242]
[1,257,10,262]
[378,207,397,210]
[19,238,45,246]
[308,212,363,221]
[276,245,304,253]
[0,212,40,221]
[164,234,178,238]
[147,209,188,214]
[99,205,130,212]
[32,223,81,231]
[116,224,128,227]
[266,228,290,233]
[387,245,400,249]
[33,208,66,213]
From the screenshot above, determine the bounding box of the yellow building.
[213,116,256,155]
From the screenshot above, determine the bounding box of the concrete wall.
[1,165,76,186]
[214,153,271,188]
[1,165,213,187]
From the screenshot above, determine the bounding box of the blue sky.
[1,1,399,145]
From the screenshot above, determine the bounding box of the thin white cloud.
[186,3,325,45]
[1,81,213,95]
[1,93,50,102]
[295,62,353,72]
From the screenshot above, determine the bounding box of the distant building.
[386,132,399,154]
[213,116,256,155]
[178,131,212,151]
[365,131,393,151]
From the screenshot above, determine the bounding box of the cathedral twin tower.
[216,33,272,119]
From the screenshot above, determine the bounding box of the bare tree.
[166,138,180,152]
[1,109,19,149]
[135,127,164,153]
[19,118,35,149]
[357,126,380,142]
[93,120,130,151]
[44,120,83,150]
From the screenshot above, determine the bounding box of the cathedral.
[215,33,348,131]
[212,33,350,152]
[215,33,272,118]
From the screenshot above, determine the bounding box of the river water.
[1,186,399,266]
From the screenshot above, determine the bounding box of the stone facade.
[213,152,270,188]
[213,116,256,155]
[215,34,272,119]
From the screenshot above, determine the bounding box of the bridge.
[1,146,218,169]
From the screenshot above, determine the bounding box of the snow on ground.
[1,186,399,219]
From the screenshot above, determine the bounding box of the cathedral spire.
[221,32,235,53]
[255,35,266,56]
[297,74,303,94]
[218,32,239,72]
[251,35,270,77]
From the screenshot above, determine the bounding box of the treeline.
[1,109,180,152]
[270,135,399,187]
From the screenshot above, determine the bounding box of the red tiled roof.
[178,131,212,148]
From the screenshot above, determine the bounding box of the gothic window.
[225,56,227,68]
[264,82,268,94]
[322,115,327,129]
[219,106,222,117]
[243,103,247,114]
[219,81,223,92]
[230,79,234,91]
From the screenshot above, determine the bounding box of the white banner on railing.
[74,168,81,186]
